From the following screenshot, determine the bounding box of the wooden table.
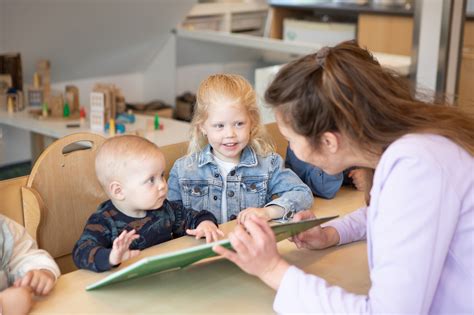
[31,188,369,314]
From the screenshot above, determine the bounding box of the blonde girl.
[167,74,313,224]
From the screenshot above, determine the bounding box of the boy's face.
[119,150,168,211]
[201,101,251,163]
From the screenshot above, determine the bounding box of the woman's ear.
[321,132,339,154]
[108,181,125,200]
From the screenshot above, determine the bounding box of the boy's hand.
[0,286,33,315]
[348,168,371,191]
[187,221,224,243]
[237,207,277,224]
[13,269,56,296]
[109,229,141,266]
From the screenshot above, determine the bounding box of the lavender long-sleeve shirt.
[274,134,474,314]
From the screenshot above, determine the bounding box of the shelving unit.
[176,28,411,75]
[181,2,269,35]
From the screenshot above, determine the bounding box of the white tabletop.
[0,110,191,147]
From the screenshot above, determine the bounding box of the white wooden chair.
[21,133,107,273]
[0,175,28,225]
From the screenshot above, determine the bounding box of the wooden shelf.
[176,28,411,75]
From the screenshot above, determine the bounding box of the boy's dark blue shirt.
[72,199,217,272]
[285,147,343,199]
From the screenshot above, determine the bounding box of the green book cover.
[86,215,338,290]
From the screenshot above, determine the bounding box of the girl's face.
[201,101,251,163]
[276,111,346,175]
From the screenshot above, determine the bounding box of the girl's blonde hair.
[188,73,275,156]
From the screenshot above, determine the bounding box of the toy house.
[27,60,51,108]
[0,74,12,110]
[90,83,126,132]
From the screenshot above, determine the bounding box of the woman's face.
[276,111,345,175]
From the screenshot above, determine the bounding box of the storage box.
[283,19,356,46]
[181,15,223,31]
[231,11,267,35]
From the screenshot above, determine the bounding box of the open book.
[86,215,338,290]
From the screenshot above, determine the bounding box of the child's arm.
[0,286,33,315]
[166,161,183,202]
[187,221,225,243]
[264,154,314,220]
[13,269,55,296]
[4,216,60,295]
[108,229,140,266]
[167,200,223,242]
[72,213,132,272]
[237,205,284,224]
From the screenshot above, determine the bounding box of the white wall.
[1,0,194,84]
[0,1,195,167]
[0,0,4,52]
[143,35,176,105]
[0,125,31,166]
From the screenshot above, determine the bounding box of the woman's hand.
[213,216,290,290]
[290,210,340,250]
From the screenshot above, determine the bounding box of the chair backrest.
[265,122,288,159]
[160,141,188,179]
[0,175,28,225]
[22,133,107,273]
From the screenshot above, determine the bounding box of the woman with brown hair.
[214,41,474,313]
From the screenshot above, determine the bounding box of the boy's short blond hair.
[95,135,162,190]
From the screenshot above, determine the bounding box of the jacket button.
[230,170,236,176]
[193,187,201,193]
[229,214,237,220]
[250,183,256,190]
[213,196,218,201]
[227,191,234,197]
[214,173,219,178]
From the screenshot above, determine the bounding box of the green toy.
[63,102,70,117]
[154,113,160,130]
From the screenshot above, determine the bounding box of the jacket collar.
[198,144,258,168]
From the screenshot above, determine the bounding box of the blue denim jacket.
[167,145,313,223]
[285,146,343,199]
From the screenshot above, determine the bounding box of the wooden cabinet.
[458,20,474,106]
[357,14,413,56]
[268,8,414,56]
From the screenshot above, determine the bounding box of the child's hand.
[237,207,272,224]
[187,221,224,243]
[109,229,141,266]
[0,286,33,315]
[13,269,56,296]
[348,168,370,191]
